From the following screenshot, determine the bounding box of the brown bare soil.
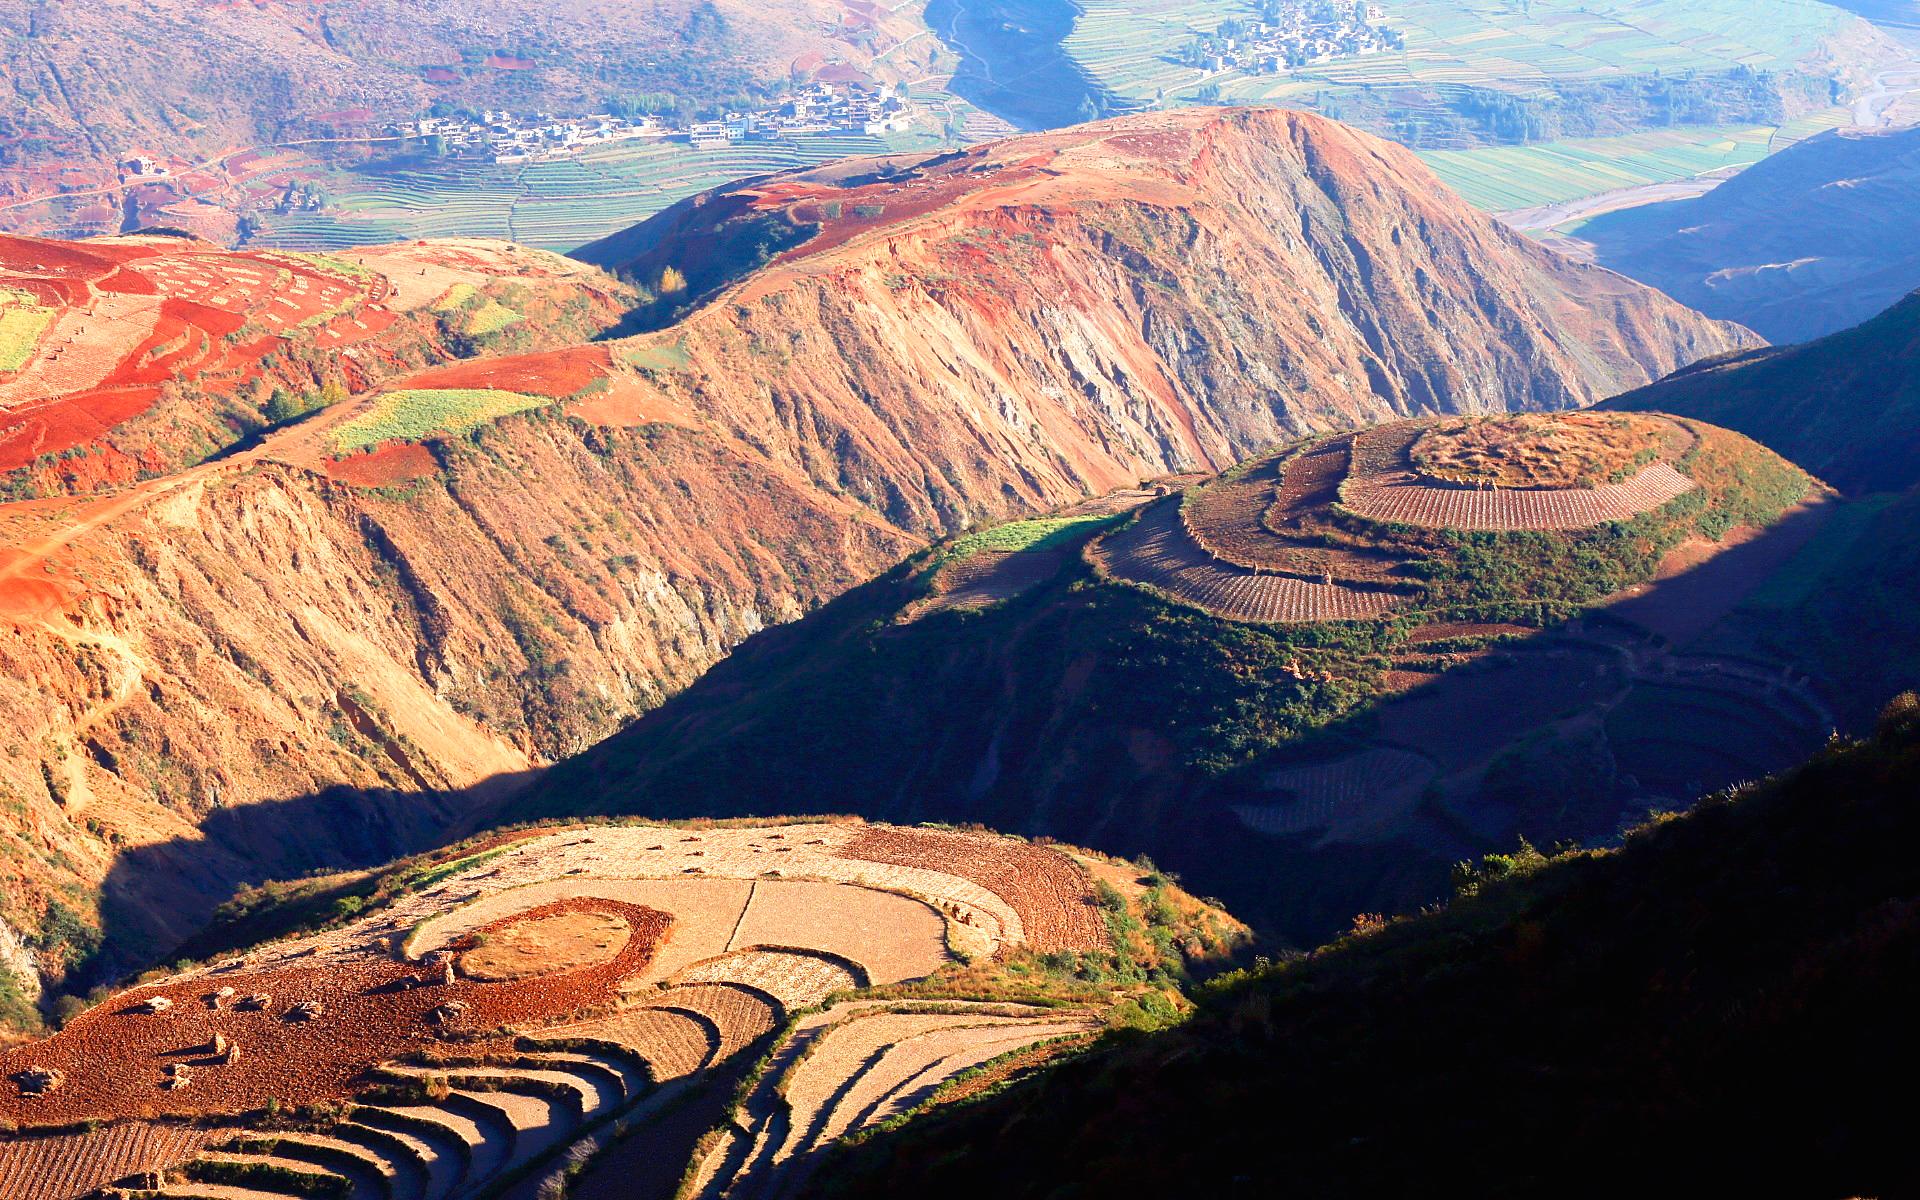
[0,1119,214,1200]
[837,827,1107,954]
[675,949,862,1010]
[1345,462,1698,530]
[0,898,669,1126]
[1092,500,1403,623]
[321,441,439,488]
[541,1007,717,1082]
[458,908,634,983]
[394,345,612,397]
[643,984,778,1059]
[729,879,949,984]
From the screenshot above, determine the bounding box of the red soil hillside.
[0,109,1748,1011]
[579,107,1756,505]
[0,234,633,497]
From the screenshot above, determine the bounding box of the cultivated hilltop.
[508,409,1831,941]
[0,818,1242,1199]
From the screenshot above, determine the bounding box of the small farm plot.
[1419,124,1780,212]
[1094,499,1402,624]
[328,387,549,453]
[1343,462,1699,530]
[675,949,864,1010]
[0,287,55,373]
[0,1120,215,1200]
[728,879,949,983]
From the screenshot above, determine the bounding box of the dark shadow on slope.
[490,520,1845,949]
[87,772,532,994]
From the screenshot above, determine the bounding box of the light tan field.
[458,908,633,982]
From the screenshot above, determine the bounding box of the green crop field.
[1068,0,1851,107]
[1418,124,1776,210]
[947,514,1118,558]
[1416,102,1860,212]
[251,131,952,254]
[330,388,548,453]
[0,289,55,373]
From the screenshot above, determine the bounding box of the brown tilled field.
[0,897,670,1126]
[458,907,634,982]
[1092,499,1403,623]
[0,1120,215,1200]
[837,826,1108,954]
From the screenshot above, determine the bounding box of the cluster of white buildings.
[689,84,915,149]
[391,112,671,164]
[389,83,916,165]
[1184,1,1401,74]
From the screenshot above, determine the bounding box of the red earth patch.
[0,898,672,1127]
[398,345,612,397]
[323,442,440,488]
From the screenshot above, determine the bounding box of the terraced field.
[1084,412,1806,633]
[1092,498,1403,623]
[1345,460,1699,530]
[694,1005,1100,1199]
[0,232,632,491]
[3,820,1179,1200]
[1232,746,1439,843]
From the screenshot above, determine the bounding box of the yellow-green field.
[1416,106,1859,211]
[1067,0,1851,105]
[1418,125,1774,210]
[330,388,547,453]
[0,288,55,373]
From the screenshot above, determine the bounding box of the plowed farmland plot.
[1094,500,1401,624]
[810,1015,1096,1145]
[542,1007,718,1081]
[642,984,778,1060]
[730,879,948,983]
[0,1119,214,1200]
[712,1007,1098,1198]
[0,898,669,1126]
[1345,461,1698,530]
[675,949,863,1010]
[837,826,1107,953]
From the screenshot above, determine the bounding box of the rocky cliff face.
[0,108,1752,1010]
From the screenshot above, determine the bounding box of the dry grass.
[458,909,632,982]
[1409,412,1678,489]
